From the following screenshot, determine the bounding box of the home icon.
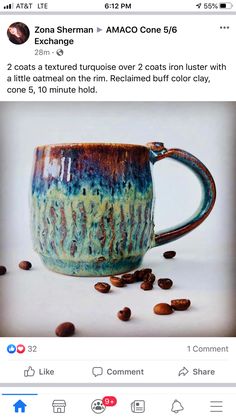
[52,400,66,413]
[13,400,27,413]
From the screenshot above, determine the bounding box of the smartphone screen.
[0,0,235,417]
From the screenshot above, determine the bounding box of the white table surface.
[0,232,234,337]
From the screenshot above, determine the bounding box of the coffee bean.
[19,261,32,270]
[121,273,135,284]
[158,278,173,289]
[140,269,153,281]
[140,281,153,290]
[153,303,173,315]
[133,268,152,282]
[117,307,131,321]
[144,273,156,284]
[110,276,125,287]
[55,322,75,337]
[171,299,191,311]
[163,251,176,259]
[94,282,111,293]
[133,270,142,281]
[0,266,7,275]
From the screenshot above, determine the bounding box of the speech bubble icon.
[92,367,103,377]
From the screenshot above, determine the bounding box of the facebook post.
[0,2,235,417]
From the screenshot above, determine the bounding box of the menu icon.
[210,400,223,413]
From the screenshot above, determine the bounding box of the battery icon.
[219,2,233,8]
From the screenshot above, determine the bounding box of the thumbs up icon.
[24,366,35,377]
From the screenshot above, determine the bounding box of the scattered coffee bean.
[0,266,7,275]
[158,278,173,290]
[133,270,142,281]
[140,281,153,291]
[19,261,32,270]
[117,307,131,321]
[163,250,176,259]
[144,273,156,284]
[110,276,125,287]
[150,273,156,282]
[55,322,75,337]
[94,282,111,293]
[141,268,152,276]
[153,303,173,315]
[133,268,152,282]
[171,299,191,311]
[121,273,135,284]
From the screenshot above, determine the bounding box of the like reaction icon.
[7,344,16,354]
[24,366,35,377]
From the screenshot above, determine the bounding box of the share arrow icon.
[178,367,189,376]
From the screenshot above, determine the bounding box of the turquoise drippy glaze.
[31,142,216,276]
[31,143,155,276]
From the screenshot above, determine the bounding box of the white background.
[0,15,234,101]
[0,386,235,418]
[0,101,235,337]
[0,0,227,12]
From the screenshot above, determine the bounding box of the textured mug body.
[31,143,155,276]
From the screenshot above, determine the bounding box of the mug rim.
[35,142,148,151]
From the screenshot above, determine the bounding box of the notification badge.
[102,396,117,407]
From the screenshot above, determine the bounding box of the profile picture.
[7,22,30,45]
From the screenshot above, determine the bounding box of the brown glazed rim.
[35,142,148,151]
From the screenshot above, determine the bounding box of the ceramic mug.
[31,142,216,276]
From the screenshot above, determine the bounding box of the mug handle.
[147,142,216,247]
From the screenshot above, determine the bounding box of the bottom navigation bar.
[0,387,234,418]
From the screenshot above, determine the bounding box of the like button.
[24,366,35,377]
